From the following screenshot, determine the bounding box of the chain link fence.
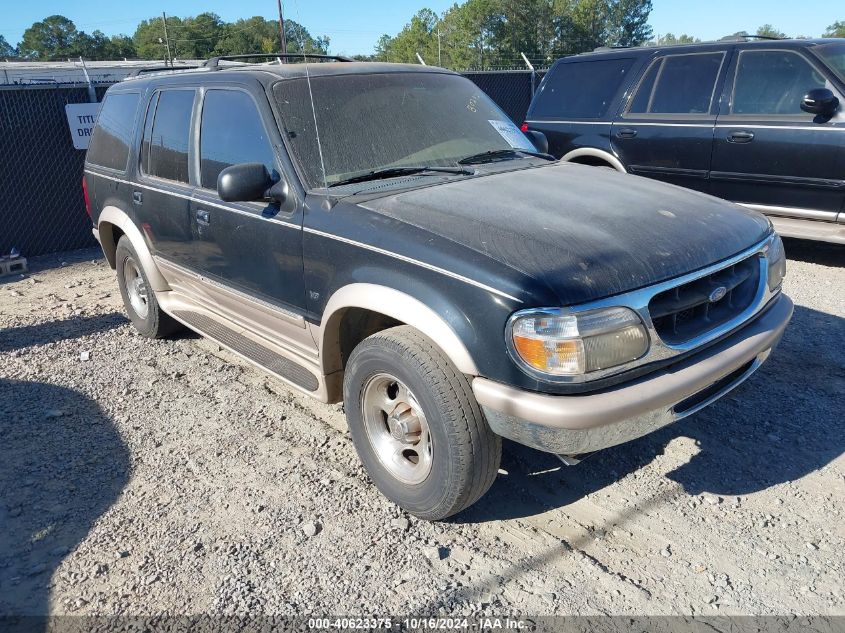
[0,84,109,258]
[462,70,545,125]
[1,71,542,258]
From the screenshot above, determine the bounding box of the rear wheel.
[115,236,180,338]
[343,326,501,520]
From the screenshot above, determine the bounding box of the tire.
[115,236,180,339]
[343,325,501,520]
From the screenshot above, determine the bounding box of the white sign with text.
[65,103,101,150]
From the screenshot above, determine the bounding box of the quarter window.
[200,90,277,189]
[86,92,139,171]
[731,50,828,115]
[629,53,724,115]
[532,58,635,119]
[142,90,195,183]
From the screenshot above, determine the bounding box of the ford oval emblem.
[709,286,728,303]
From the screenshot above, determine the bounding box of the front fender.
[319,283,479,376]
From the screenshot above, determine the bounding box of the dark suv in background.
[524,38,845,244]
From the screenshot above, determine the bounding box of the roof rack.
[204,53,354,70]
[125,65,199,78]
[719,34,785,42]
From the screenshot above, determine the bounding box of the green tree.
[19,15,82,59]
[15,14,134,60]
[374,0,654,69]
[285,19,330,54]
[608,0,653,46]
[824,21,845,37]
[553,0,653,55]
[108,34,137,59]
[215,17,279,55]
[651,32,699,46]
[555,0,610,54]
[493,0,556,67]
[134,14,328,61]
[132,16,180,60]
[72,30,136,60]
[756,24,787,39]
[375,8,440,64]
[0,35,16,58]
[178,12,226,58]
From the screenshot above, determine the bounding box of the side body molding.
[96,206,170,292]
[318,283,479,376]
[562,148,627,173]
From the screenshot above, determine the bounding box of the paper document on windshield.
[488,120,536,151]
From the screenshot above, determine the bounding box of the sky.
[0,1,839,57]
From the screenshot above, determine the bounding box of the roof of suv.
[570,37,844,60]
[119,60,453,90]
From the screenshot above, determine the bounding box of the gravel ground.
[1,239,843,617]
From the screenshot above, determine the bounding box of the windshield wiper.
[457,148,556,165]
[328,166,473,188]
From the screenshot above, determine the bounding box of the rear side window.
[199,90,277,189]
[141,89,195,183]
[629,53,724,115]
[532,58,634,119]
[731,50,828,115]
[86,93,139,171]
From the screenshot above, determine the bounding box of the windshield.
[815,43,845,84]
[273,72,537,188]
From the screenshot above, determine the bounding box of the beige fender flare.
[562,148,627,173]
[319,283,479,376]
[96,206,170,292]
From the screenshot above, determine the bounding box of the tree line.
[371,0,654,68]
[653,23,845,46]
[0,14,328,62]
[1,7,843,69]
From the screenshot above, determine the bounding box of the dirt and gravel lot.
[1,239,843,618]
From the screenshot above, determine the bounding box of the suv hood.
[360,163,771,305]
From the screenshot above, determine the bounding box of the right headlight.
[766,233,787,291]
[508,307,649,377]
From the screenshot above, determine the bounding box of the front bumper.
[473,293,793,455]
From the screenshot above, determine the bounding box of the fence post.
[78,57,97,103]
[519,52,536,97]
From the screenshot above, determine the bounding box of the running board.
[173,310,319,392]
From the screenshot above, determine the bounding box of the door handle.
[616,128,638,139]
[727,130,755,144]
[196,209,211,226]
[132,191,143,205]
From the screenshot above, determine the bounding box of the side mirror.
[217,163,281,203]
[524,130,549,154]
[800,88,839,117]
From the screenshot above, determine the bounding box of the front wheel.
[343,326,501,520]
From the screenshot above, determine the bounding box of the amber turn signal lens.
[512,336,584,373]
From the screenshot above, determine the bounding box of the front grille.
[649,255,761,345]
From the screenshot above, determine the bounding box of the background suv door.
[612,48,731,193]
[710,47,845,221]
[187,86,306,317]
